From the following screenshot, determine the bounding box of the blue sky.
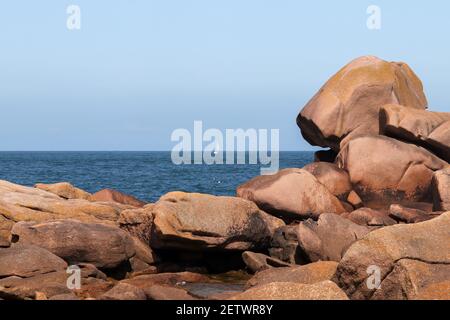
[0,0,449,151]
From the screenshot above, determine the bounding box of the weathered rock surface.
[35,182,92,200]
[388,204,436,223]
[371,259,450,300]
[118,205,154,244]
[336,135,448,207]
[297,56,427,152]
[0,216,13,247]
[303,162,352,200]
[380,104,450,161]
[91,189,146,208]
[333,212,450,300]
[242,251,291,273]
[269,224,305,264]
[297,213,370,263]
[432,167,450,211]
[151,192,284,251]
[0,245,67,278]
[12,220,135,269]
[100,283,147,300]
[144,284,196,300]
[237,169,346,220]
[229,280,348,300]
[0,180,126,224]
[342,207,396,226]
[0,264,110,300]
[246,261,338,288]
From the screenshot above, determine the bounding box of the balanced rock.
[336,135,448,207]
[303,162,352,200]
[380,104,450,161]
[229,280,348,300]
[12,220,135,269]
[246,261,338,289]
[35,182,92,200]
[151,192,284,251]
[237,169,346,220]
[432,167,450,211]
[333,212,450,300]
[91,189,146,208]
[297,56,427,152]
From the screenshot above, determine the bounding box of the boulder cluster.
[0,56,449,301]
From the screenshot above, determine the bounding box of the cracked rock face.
[380,104,450,162]
[0,180,128,225]
[333,212,450,300]
[151,192,285,251]
[297,56,428,152]
[336,135,448,208]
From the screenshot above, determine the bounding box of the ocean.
[0,151,314,203]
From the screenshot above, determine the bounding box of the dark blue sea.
[0,152,313,203]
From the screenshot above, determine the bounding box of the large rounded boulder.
[336,135,448,208]
[237,168,346,220]
[297,56,427,152]
[151,192,284,251]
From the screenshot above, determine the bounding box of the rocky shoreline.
[1,56,449,300]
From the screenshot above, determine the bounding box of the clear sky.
[0,0,449,151]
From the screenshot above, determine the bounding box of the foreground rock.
[35,182,92,200]
[246,261,338,289]
[151,192,284,251]
[303,162,352,200]
[333,212,450,300]
[242,251,291,273]
[0,180,126,225]
[12,220,135,269]
[337,135,448,208]
[297,56,427,152]
[237,169,346,220]
[100,283,147,300]
[91,189,147,208]
[296,213,370,262]
[0,264,111,300]
[432,167,450,211]
[0,245,67,278]
[380,104,450,162]
[229,281,348,300]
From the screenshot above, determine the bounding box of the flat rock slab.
[229,280,348,300]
